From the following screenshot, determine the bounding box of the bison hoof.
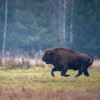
[75,75,79,77]
[51,74,55,77]
[61,74,70,77]
[84,74,89,77]
[75,75,81,77]
[63,74,70,77]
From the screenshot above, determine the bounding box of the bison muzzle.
[42,47,93,77]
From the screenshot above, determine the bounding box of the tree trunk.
[2,0,8,54]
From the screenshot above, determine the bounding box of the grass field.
[0,65,100,100]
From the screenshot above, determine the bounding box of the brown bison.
[42,47,93,77]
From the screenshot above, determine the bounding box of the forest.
[0,1,100,100]
[0,0,100,58]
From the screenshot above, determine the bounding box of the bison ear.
[47,50,53,55]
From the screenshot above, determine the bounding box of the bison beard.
[42,48,94,77]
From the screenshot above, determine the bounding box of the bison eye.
[47,50,53,55]
[47,51,51,55]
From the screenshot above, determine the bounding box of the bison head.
[42,49,53,64]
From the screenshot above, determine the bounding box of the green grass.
[0,67,100,90]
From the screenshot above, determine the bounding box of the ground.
[0,67,100,100]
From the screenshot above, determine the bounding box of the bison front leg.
[61,69,70,77]
[51,67,57,77]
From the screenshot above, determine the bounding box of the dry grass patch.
[0,87,100,100]
[1,57,50,69]
[90,59,100,70]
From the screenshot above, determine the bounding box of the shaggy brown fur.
[42,47,93,77]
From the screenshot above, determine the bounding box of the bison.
[42,47,93,77]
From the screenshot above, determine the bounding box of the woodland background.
[0,0,100,58]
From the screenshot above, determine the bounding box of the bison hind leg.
[83,68,89,77]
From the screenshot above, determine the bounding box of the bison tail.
[89,55,94,67]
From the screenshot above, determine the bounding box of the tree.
[50,0,75,47]
[2,0,8,54]
[73,0,100,57]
